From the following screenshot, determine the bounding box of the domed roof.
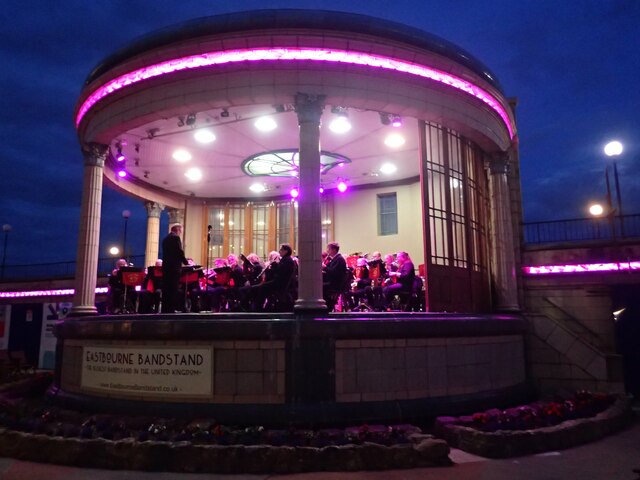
[85,9,503,92]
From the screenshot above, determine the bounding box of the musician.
[161,224,189,313]
[259,244,295,311]
[240,253,265,285]
[138,259,163,313]
[323,242,347,311]
[383,251,415,309]
[225,254,247,309]
[367,251,386,279]
[349,257,373,307]
[107,258,131,314]
[203,258,231,311]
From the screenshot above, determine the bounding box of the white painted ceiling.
[116,105,420,199]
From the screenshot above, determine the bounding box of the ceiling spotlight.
[331,106,348,116]
[329,116,351,134]
[116,168,127,178]
[379,163,397,174]
[249,183,266,193]
[391,116,402,127]
[290,187,299,199]
[172,149,192,162]
[319,186,324,194]
[379,112,391,126]
[220,108,230,118]
[194,129,216,144]
[185,113,196,127]
[337,181,348,193]
[384,133,406,148]
[115,144,125,162]
[255,116,277,132]
[184,167,202,181]
[146,128,159,139]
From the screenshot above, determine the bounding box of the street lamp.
[1,224,11,279]
[588,204,604,217]
[122,210,131,261]
[604,140,624,236]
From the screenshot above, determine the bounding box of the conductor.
[161,224,189,313]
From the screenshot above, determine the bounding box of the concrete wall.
[333,181,424,266]
[521,240,640,394]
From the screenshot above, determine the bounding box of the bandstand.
[52,10,527,424]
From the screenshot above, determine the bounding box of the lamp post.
[604,141,624,237]
[122,210,131,262]
[1,224,11,279]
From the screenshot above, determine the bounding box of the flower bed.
[434,391,631,458]
[0,375,451,473]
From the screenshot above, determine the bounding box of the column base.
[69,305,98,317]
[294,298,328,315]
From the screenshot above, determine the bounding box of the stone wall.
[335,335,525,402]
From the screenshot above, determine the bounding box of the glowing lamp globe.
[604,141,623,157]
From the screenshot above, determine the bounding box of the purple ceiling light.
[117,169,127,178]
[290,187,299,199]
[337,181,348,193]
[76,47,515,139]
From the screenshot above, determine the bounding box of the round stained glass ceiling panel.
[242,149,351,177]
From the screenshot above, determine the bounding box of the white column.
[293,93,327,312]
[144,201,164,268]
[488,155,520,311]
[71,143,108,316]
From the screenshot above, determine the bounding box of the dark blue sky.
[1,0,639,265]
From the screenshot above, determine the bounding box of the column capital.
[81,142,109,167]
[144,201,164,218]
[166,207,184,226]
[294,93,326,125]
[487,154,510,175]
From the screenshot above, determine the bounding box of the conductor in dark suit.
[161,224,189,313]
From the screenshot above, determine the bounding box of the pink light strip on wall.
[76,47,514,138]
[523,261,640,275]
[0,286,109,299]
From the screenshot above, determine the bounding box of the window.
[377,193,398,236]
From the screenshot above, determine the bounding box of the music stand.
[118,267,145,313]
[180,266,203,312]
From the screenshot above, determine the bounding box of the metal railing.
[0,255,145,282]
[522,214,640,244]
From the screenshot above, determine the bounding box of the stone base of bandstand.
[50,312,529,426]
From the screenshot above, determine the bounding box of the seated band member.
[383,251,415,309]
[203,258,231,311]
[349,257,373,308]
[246,244,295,311]
[240,253,265,285]
[323,241,347,311]
[107,258,131,314]
[138,259,163,313]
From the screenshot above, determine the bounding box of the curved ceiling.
[113,105,420,199]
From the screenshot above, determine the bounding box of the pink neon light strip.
[0,286,109,299]
[523,261,640,275]
[76,47,514,138]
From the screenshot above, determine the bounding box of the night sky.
[1,0,639,266]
